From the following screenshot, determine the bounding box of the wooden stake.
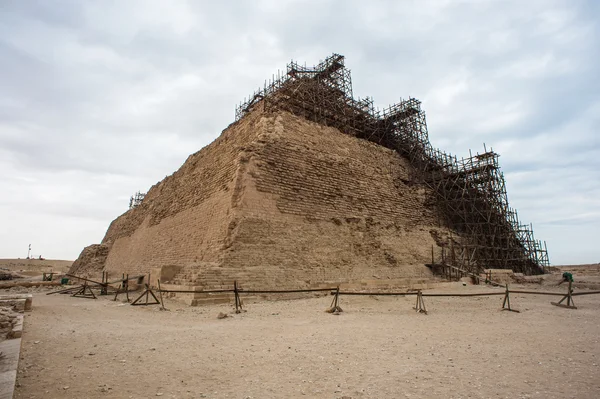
[71,282,97,299]
[234,281,242,313]
[326,286,343,314]
[157,279,166,311]
[502,285,520,312]
[131,283,161,306]
[414,290,427,314]
[551,280,577,309]
[100,271,109,295]
[113,274,130,302]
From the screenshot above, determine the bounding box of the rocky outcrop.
[68,244,111,277]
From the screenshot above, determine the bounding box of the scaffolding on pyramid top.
[129,191,145,209]
[235,53,549,275]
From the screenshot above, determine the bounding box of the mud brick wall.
[252,113,436,225]
[219,112,449,288]
[73,108,452,286]
[99,111,267,276]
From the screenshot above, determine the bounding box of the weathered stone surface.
[69,244,110,277]
[74,109,455,291]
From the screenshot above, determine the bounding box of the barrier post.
[145,273,150,304]
[72,281,96,299]
[100,271,108,295]
[567,280,574,307]
[502,285,519,312]
[414,290,427,314]
[157,279,166,311]
[131,282,161,306]
[113,273,131,302]
[234,281,242,313]
[551,280,577,309]
[326,286,343,314]
[131,274,160,306]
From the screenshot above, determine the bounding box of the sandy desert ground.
[0,259,72,276]
[12,282,600,399]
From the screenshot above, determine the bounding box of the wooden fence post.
[502,285,520,312]
[551,280,577,309]
[234,281,242,313]
[326,286,343,314]
[157,279,166,311]
[414,290,427,314]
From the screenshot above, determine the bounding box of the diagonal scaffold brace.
[551,280,577,309]
[113,274,130,302]
[326,286,343,314]
[131,274,160,306]
[414,290,427,314]
[46,285,83,295]
[502,284,520,313]
[71,282,97,299]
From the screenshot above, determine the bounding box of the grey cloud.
[0,0,598,264]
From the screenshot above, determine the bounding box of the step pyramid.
[71,53,546,304]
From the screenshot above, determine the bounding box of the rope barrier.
[57,273,600,314]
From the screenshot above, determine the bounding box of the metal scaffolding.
[235,54,549,275]
[129,191,145,209]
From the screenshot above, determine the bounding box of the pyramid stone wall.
[71,108,454,289]
[97,110,267,276]
[219,112,446,287]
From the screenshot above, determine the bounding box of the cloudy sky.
[1,0,598,265]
